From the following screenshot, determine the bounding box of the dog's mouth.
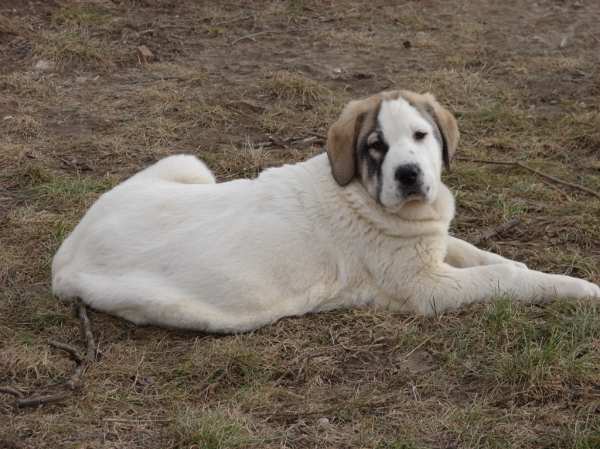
[403,190,426,201]
[400,184,429,202]
[381,191,427,212]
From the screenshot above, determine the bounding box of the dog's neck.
[291,154,454,238]
[337,175,455,238]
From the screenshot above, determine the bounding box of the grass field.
[1,0,600,447]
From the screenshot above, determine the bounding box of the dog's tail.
[134,154,216,185]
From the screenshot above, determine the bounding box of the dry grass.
[1,0,600,448]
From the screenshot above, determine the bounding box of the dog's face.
[327,91,459,210]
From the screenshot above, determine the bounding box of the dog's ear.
[327,94,383,186]
[421,93,460,172]
[326,102,363,186]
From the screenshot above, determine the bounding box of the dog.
[51,90,600,333]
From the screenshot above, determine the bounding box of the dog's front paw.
[587,282,600,298]
[560,279,600,300]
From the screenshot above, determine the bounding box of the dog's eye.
[371,141,386,152]
[414,131,427,141]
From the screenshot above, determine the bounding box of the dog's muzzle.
[395,164,425,199]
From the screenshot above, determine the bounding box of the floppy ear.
[327,94,386,186]
[326,101,364,186]
[422,93,460,172]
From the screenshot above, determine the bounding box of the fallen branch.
[457,157,600,199]
[472,217,524,247]
[76,298,101,362]
[2,298,99,409]
[231,28,312,45]
[542,181,571,200]
[251,134,323,149]
[14,340,85,408]
[0,387,24,399]
[304,130,328,140]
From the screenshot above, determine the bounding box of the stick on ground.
[304,130,328,140]
[457,157,600,199]
[76,298,101,362]
[0,386,24,399]
[1,298,99,409]
[231,28,312,45]
[472,217,524,247]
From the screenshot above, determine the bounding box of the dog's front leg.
[444,236,527,269]
[410,263,599,315]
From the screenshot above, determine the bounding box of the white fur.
[52,101,600,333]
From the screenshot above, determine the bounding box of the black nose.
[395,164,419,186]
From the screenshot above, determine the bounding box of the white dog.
[52,90,600,333]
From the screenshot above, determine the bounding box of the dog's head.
[327,90,459,210]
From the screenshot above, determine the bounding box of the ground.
[1,0,600,448]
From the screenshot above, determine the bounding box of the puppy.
[52,90,600,333]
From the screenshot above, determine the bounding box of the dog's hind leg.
[134,154,216,185]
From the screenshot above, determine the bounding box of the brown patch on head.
[327,96,374,186]
[327,91,402,186]
[398,91,460,172]
[327,91,459,186]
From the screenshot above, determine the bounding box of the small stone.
[317,417,329,425]
[34,60,53,72]
[137,45,154,62]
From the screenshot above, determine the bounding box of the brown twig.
[543,181,571,200]
[15,388,78,408]
[0,387,24,399]
[587,30,600,44]
[456,157,512,166]
[252,134,320,149]
[304,130,328,140]
[15,340,85,408]
[457,157,600,199]
[57,156,72,166]
[76,298,101,362]
[515,162,600,199]
[472,217,524,247]
[7,299,98,409]
[231,28,312,45]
